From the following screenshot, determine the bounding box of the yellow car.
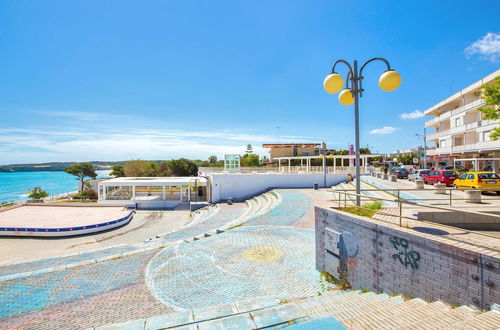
[453,171,500,194]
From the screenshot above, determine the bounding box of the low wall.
[315,206,499,311]
[417,211,500,230]
[0,210,135,237]
[209,173,346,203]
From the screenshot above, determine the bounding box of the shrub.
[72,190,98,200]
[339,201,382,218]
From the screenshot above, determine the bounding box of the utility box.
[324,228,341,277]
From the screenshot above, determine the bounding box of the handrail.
[332,190,500,253]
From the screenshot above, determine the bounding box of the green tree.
[156,162,172,176]
[246,144,253,154]
[110,165,125,177]
[167,158,198,176]
[241,153,260,166]
[124,160,158,177]
[64,162,97,191]
[478,76,500,140]
[28,187,48,200]
[208,155,217,164]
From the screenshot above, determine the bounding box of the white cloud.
[0,125,314,164]
[369,126,399,135]
[465,32,500,62]
[399,110,424,120]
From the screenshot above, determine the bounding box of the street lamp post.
[323,58,401,206]
[416,128,427,169]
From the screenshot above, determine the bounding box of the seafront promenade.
[0,189,330,328]
[0,182,499,328]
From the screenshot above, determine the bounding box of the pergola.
[274,154,380,173]
[98,177,208,203]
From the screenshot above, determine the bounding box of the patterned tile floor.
[0,189,333,329]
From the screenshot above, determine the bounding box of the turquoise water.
[0,171,109,203]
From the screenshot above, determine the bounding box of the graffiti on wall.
[390,236,420,270]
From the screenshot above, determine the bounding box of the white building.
[424,69,500,171]
[97,172,347,208]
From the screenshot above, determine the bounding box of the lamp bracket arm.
[359,57,392,77]
[331,59,354,77]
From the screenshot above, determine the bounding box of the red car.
[424,170,458,186]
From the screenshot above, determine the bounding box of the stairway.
[96,290,500,329]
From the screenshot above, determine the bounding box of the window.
[478,173,499,179]
[468,174,475,179]
[439,140,447,148]
[454,137,463,146]
[459,174,467,180]
[455,118,460,127]
[483,130,491,142]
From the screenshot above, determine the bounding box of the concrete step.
[249,303,306,329]
[342,298,428,328]
[398,306,479,330]
[444,310,500,330]
[380,301,451,329]
[295,291,362,311]
[283,317,346,329]
[332,296,405,321]
[299,292,386,318]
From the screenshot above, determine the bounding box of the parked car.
[408,169,430,182]
[453,172,500,194]
[424,170,458,186]
[390,167,409,179]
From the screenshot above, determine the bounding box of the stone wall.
[315,206,499,311]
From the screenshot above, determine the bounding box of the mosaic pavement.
[0,189,333,329]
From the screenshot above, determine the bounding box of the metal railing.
[331,189,500,251]
[334,186,499,207]
[199,166,364,174]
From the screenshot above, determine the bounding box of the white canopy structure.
[98,177,208,208]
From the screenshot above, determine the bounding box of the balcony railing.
[425,99,485,128]
[427,140,499,156]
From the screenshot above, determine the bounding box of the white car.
[408,169,430,182]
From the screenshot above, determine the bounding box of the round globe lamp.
[323,73,343,94]
[379,70,401,92]
[338,89,354,106]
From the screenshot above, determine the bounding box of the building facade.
[262,143,322,162]
[424,69,500,172]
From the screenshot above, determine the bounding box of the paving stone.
[250,304,306,328]
[145,310,193,330]
[95,318,145,330]
[197,313,255,329]
[192,303,238,322]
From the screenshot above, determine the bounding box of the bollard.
[372,172,377,177]
[377,173,383,179]
[383,174,389,180]
[434,183,447,194]
[415,180,424,189]
[390,175,397,182]
[464,189,482,203]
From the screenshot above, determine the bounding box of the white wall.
[209,173,347,202]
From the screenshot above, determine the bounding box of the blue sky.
[0,0,499,164]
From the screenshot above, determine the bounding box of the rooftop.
[100,177,208,186]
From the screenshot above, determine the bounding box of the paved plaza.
[0,189,336,329]
[333,175,500,251]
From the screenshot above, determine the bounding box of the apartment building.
[424,69,500,172]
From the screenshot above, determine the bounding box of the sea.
[0,171,111,204]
